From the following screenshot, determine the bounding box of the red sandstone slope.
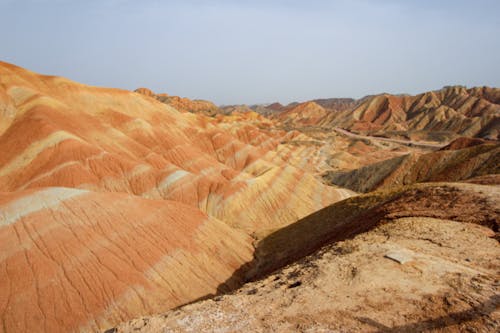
[135,88,220,115]
[0,61,352,333]
[0,188,253,333]
[266,102,285,111]
[0,61,350,230]
[268,87,499,141]
[273,101,329,127]
[321,86,500,140]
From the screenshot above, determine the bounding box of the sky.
[1,0,500,105]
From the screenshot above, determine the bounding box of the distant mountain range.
[250,86,499,141]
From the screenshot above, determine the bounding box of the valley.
[0,62,498,333]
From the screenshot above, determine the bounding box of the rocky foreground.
[114,217,499,333]
[113,183,499,332]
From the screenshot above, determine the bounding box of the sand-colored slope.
[312,97,357,112]
[323,138,499,192]
[247,182,499,279]
[116,219,500,333]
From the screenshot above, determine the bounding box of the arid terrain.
[0,61,498,333]
[115,215,499,333]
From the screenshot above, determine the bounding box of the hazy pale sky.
[1,0,499,105]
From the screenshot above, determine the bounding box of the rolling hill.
[0,61,352,333]
[1,61,498,333]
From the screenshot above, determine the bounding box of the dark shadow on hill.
[356,294,499,332]
[216,183,499,295]
[323,141,499,193]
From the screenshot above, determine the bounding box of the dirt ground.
[113,217,500,333]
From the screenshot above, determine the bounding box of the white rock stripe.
[0,187,88,226]
[0,131,85,177]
